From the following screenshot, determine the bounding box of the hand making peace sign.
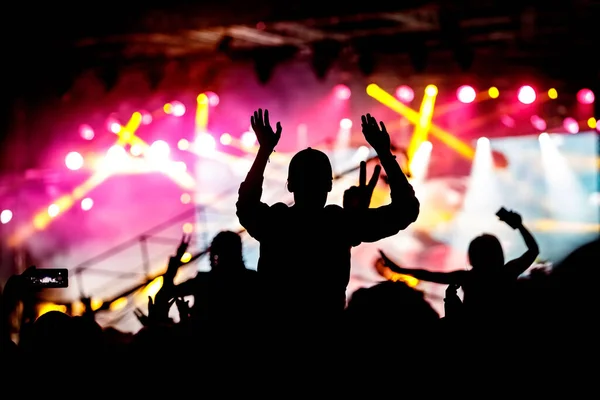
[343,161,382,210]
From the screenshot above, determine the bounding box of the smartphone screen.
[29,268,69,288]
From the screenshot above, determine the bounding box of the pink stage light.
[1,209,13,224]
[517,86,536,104]
[576,88,595,105]
[79,124,94,140]
[65,151,84,171]
[205,91,220,107]
[340,118,352,129]
[81,198,94,211]
[334,84,351,100]
[530,115,547,131]
[148,140,171,160]
[395,85,414,103]
[140,110,153,125]
[563,117,579,134]
[456,85,476,103]
[171,101,186,117]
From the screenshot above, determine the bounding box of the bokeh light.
[1,209,13,224]
[548,88,558,99]
[195,133,217,156]
[576,88,595,105]
[81,198,94,211]
[65,151,84,171]
[457,85,476,103]
[488,87,499,98]
[79,124,95,140]
[178,139,190,151]
[395,85,414,102]
[220,133,232,145]
[241,131,257,149]
[48,204,60,218]
[148,140,171,160]
[340,118,352,129]
[205,91,220,107]
[563,117,579,134]
[334,84,351,100]
[171,101,186,117]
[517,86,536,104]
[425,85,438,96]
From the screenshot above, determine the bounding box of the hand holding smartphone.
[24,267,69,289]
[496,207,521,229]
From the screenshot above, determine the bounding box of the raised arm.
[344,115,419,243]
[236,109,281,239]
[379,250,466,285]
[499,210,540,277]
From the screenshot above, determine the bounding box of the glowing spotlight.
[130,144,143,156]
[1,209,13,224]
[340,118,352,129]
[79,124,94,140]
[517,86,536,104]
[195,133,217,156]
[205,91,220,107]
[105,145,128,170]
[163,103,173,114]
[477,137,490,147]
[81,198,93,211]
[109,122,122,134]
[530,115,547,131]
[182,223,194,234]
[395,85,414,103]
[171,101,186,117]
[220,133,232,145]
[420,141,433,152]
[48,204,60,218]
[457,85,476,103]
[180,193,191,204]
[425,85,438,96]
[488,87,499,98]
[178,139,190,151]
[538,132,550,142]
[588,117,597,129]
[241,131,257,149]
[197,93,208,104]
[548,88,558,99]
[148,140,171,160]
[65,151,84,171]
[334,84,351,100]
[577,88,595,105]
[140,111,153,125]
[563,117,579,134]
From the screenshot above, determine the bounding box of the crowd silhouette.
[1,109,598,389]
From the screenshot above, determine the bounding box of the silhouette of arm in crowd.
[443,283,463,319]
[378,250,468,285]
[498,209,540,277]
[236,109,281,240]
[343,114,420,242]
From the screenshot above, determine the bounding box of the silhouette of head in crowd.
[287,147,333,210]
[210,230,246,272]
[468,233,505,269]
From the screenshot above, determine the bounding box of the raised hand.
[175,297,192,323]
[343,161,381,210]
[134,296,176,327]
[361,114,391,154]
[250,108,282,151]
[498,209,522,229]
[166,234,192,281]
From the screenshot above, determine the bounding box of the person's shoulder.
[271,202,290,211]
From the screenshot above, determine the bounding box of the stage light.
[395,85,414,103]
[79,124,94,140]
[109,122,121,133]
[457,85,476,103]
[148,140,170,160]
[517,86,536,104]
[205,91,220,106]
[220,133,232,145]
[65,151,84,171]
[476,137,489,147]
[488,87,499,98]
[48,204,59,218]
[180,193,191,204]
[1,209,12,224]
[563,117,579,134]
[195,133,217,156]
[130,144,143,156]
[577,88,594,104]
[163,103,173,114]
[340,118,352,129]
[105,145,128,170]
[548,88,558,99]
[171,101,186,117]
[178,139,190,151]
[530,115,547,131]
[241,131,257,149]
[182,223,193,234]
[538,132,549,142]
[81,198,93,211]
[140,110,153,125]
[334,84,351,100]
[197,93,208,104]
[425,85,438,96]
[588,117,597,129]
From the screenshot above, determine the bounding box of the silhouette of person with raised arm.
[379,208,539,317]
[236,109,419,326]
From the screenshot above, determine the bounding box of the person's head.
[468,233,504,269]
[287,148,333,209]
[210,230,244,271]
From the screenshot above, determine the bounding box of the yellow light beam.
[407,85,437,173]
[196,93,209,135]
